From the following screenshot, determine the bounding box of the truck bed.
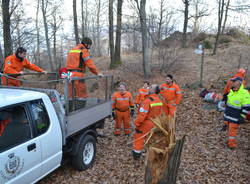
[66,98,111,137]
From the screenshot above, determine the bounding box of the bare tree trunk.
[41,0,54,71]
[157,0,165,42]
[213,0,225,55]
[2,0,12,57]
[16,15,21,46]
[114,0,123,64]
[0,44,3,84]
[81,0,85,37]
[35,0,40,65]
[96,0,101,56]
[53,22,57,68]
[193,3,199,34]
[59,38,63,69]
[109,0,115,68]
[132,16,138,53]
[0,44,4,71]
[73,0,79,44]
[84,0,89,36]
[222,0,230,34]
[136,0,151,78]
[182,0,189,48]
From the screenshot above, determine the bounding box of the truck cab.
[0,89,62,184]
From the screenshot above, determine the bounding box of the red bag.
[58,68,71,79]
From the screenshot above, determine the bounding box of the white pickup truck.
[0,75,113,184]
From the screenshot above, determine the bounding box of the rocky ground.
[39,45,250,183]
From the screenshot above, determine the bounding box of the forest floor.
[39,44,250,184]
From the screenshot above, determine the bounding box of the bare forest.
[1,0,250,183]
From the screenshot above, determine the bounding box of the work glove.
[130,107,135,117]
[112,109,115,118]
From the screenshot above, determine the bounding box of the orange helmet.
[234,68,246,78]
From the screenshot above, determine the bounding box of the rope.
[126,131,150,145]
[0,72,65,83]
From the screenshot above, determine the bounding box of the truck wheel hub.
[83,142,94,164]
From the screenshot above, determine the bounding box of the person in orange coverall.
[2,47,47,86]
[160,74,182,117]
[112,82,135,136]
[132,84,163,160]
[66,37,103,98]
[223,77,250,149]
[135,81,150,109]
[221,68,247,131]
[0,112,12,136]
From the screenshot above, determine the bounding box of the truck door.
[0,104,42,184]
[28,98,62,177]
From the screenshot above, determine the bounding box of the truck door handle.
[27,143,36,152]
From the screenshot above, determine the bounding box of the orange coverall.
[135,88,149,108]
[0,119,10,136]
[2,54,44,86]
[160,82,182,116]
[133,94,163,153]
[66,44,99,98]
[112,91,134,135]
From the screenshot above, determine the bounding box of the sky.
[21,0,250,34]
[2,0,250,46]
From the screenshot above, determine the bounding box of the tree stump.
[145,115,185,184]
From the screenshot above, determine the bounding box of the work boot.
[220,125,227,131]
[227,144,236,150]
[125,130,131,136]
[132,150,141,160]
[114,130,121,136]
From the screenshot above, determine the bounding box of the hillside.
[38,35,250,183]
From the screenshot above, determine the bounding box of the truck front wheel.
[72,135,96,171]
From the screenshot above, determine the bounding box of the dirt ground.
[39,44,250,184]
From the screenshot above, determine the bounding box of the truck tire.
[72,135,96,171]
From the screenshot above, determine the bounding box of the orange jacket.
[0,119,10,136]
[223,70,246,94]
[3,54,43,74]
[135,94,163,127]
[135,88,149,105]
[112,91,134,111]
[66,44,99,75]
[160,82,182,105]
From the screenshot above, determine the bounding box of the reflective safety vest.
[66,44,92,71]
[224,85,250,124]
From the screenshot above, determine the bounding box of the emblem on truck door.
[0,153,24,180]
